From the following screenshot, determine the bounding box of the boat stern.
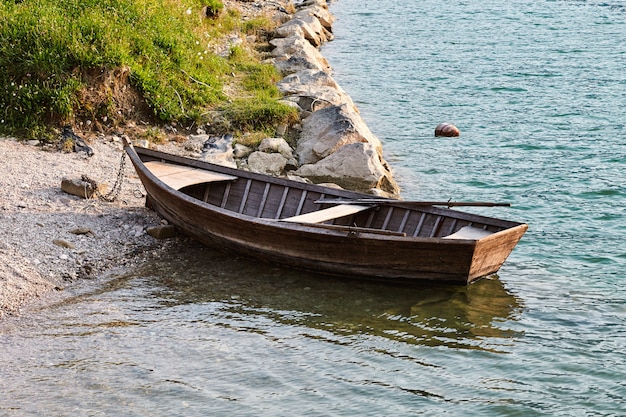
[467,223,528,282]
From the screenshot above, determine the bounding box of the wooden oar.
[315,199,511,208]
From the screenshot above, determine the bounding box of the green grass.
[0,0,297,140]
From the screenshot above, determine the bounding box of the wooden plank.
[220,183,231,208]
[381,207,394,229]
[275,187,290,219]
[256,183,271,218]
[238,179,252,213]
[398,209,411,232]
[412,213,427,237]
[443,226,494,240]
[289,221,407,237]
[447,218,458,236]
[281,204,371,224]
[429,216,443,237]
[145,161,236,190]
[295,190,308,216]
[365,210,376,228]
[202,186,211,202]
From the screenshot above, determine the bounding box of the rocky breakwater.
[268,0,400,197]
[154,0,399,197]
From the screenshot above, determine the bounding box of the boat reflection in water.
[140,241,522,351]
[0,240,523,416]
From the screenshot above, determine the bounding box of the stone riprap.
[269,0,400,197]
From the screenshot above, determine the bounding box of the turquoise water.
[322,0,626,286]
[1,0,626,415]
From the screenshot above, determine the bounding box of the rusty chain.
[81,152,127,202]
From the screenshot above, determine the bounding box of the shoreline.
[0,0,395,319]
[0,137,167,319]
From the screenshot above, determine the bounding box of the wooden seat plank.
[281,204,371,224]
[443,226,493,240]
[145,161,236,190]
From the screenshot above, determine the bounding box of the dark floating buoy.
[435,123,460,137]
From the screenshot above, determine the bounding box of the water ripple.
[2,0,626,415]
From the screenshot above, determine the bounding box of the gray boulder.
[186,134,236,168]
[274,15,333,47]
[294,6,335,31]
[297,104,382,165]
[247,152,288,175]
[295,142,399,196]
[277,69,355,112]
[295,0,329,9]
[270,34,331,74]
[258,137,294,159]
[233,143,253,159]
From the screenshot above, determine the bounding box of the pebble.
[70,227,94,236]
[53,239,76,249]
[146,225,176,239]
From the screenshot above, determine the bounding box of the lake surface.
[2,0,625,415]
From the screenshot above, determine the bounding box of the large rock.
[247,152,288,175]
[295,0,329,9]
[295,142,399,196]
[294,6,335,31]
[267,0,399,197]
[233,143,253,159]
[274,15,333,47]
[258,137,294,159]
[185,134,236,168]
[278,68,341,91]
[297,104,382,165]
[277,69,355,112]
[270,34,331,74]
[203,149,236,168]
[61,177,107,199]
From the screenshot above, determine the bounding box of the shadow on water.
[112,239,525,352]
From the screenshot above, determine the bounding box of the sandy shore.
[0,137,168,319]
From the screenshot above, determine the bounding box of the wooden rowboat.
[124,141,527,284]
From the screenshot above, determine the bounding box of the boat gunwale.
[127,145,527,243]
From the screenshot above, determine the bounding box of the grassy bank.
[0,0,298,140]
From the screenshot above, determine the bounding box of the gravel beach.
[0,136,167,319]
[0,0,325,319]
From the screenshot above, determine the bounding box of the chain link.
[81,153,127,202]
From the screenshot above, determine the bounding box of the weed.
[220,96,299,134]
[0,0,293,140]
[202,0,224,18]
[235,131,268,148]
[140,127,166,144]
[242,15,275,37]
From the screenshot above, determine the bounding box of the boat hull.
[126,144,527,284]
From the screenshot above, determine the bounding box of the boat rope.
[81,152,127,202]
